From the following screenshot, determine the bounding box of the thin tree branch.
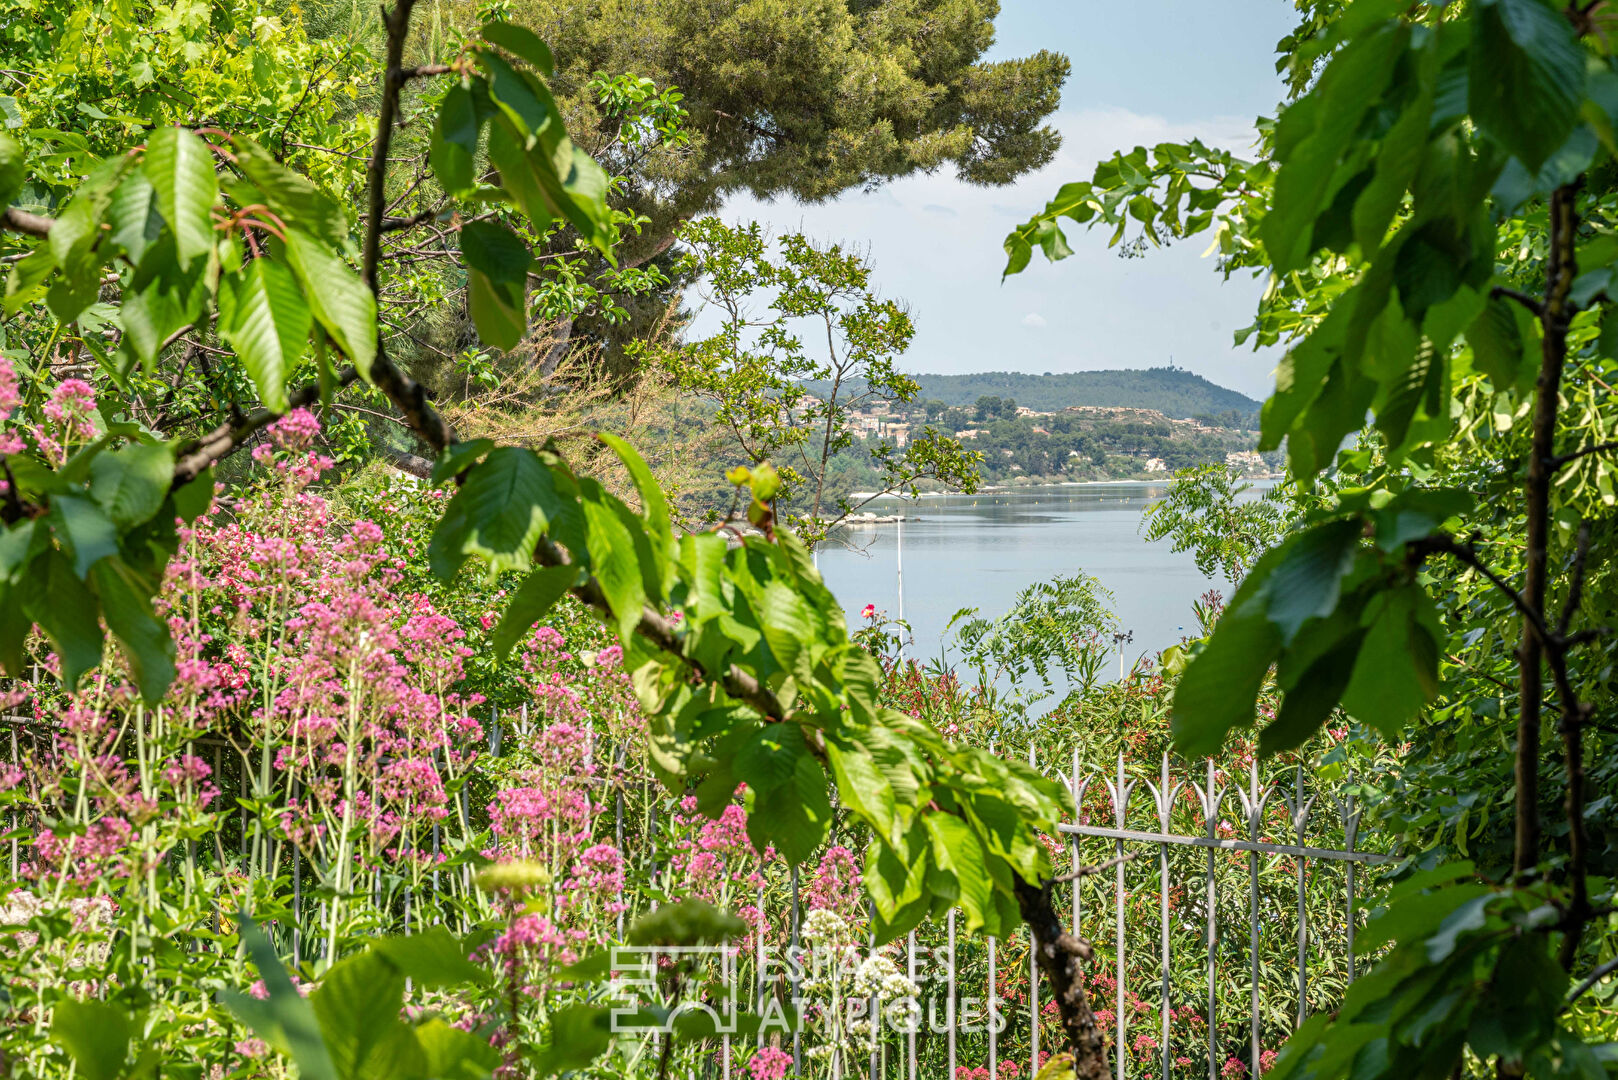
[1565,955,1618,1006]
[1550,440,1618,469]
[1048,851,1138,884]
[170,367,362,486]
[1491,284,1546,317]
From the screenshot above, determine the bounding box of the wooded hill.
[809,366,1262,424]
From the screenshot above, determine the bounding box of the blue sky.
[695,0,1300,401]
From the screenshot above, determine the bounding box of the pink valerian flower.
[234,1039,270,1058]
[805,845,862,918]
[267,407,321,451]
[748,1047,792,1080]
[1260,1050,1279,1073]
[0,353,19,420]
[1222,1056,1248,1078]
[43,378,95,424]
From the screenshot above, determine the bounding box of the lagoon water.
[815,484,1222,674]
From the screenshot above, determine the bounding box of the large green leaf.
[51,493,119,578]
[1469,0,1586,173]
[415,1020,499,1080]
[482,21,554,74]
[746,751,832,865]
[430,83,481,197]
[91,556,176,703]
[530,1006,612,1076]
[370,926,490,988]
[89,442,174,529]
[221,917,338,1080]
[50,998,132,1080]
[143,126,218,266]
[218,258,312,412]
[580,479,647,641]
[17,549,103,689]
[1340,585,1442,737]
[1265,519,1363,644]
[459,220,529,352]
[231,136,350,251]
[598,430,671,548]
[924,813,993,930]
[310,952,425,1080]
[116,232,208,372]
[429,446,550,578]
[1171,548,1285,757]
[282,229,376,379]
[492,563,579,660]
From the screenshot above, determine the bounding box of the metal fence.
[4,676,1391,1080]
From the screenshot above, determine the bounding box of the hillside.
[890,367,1261,423]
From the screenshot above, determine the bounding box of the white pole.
[895,513,904,659]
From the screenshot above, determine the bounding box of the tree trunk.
[1014,877,1111,1080]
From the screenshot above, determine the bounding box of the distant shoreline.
[849,475,1281,500]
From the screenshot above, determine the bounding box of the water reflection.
[817,484,1216,673]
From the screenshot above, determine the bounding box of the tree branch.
[171,367,362,486]
[1550,440,1618,469]
[1,207,52,238]
[1013,876,1111,1078]
[1491,284,1545,317]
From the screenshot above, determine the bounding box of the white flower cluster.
[801,907,849,944]
[851,954,918,1001]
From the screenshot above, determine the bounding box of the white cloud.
[1022,312,1048,328]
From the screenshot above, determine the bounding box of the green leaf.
[460,220,529,352]
[598,431,672,588]
[1468,294,1536,391]
[429,446,550,578]
[310,951,426,1080]
[746,752,832,865]
[172,467,214,523]
[415,1019,499,1080]
[430,438,494,486]
[370,926,490,987]
[493,563,578,660]
[230,136,350,251]
[51,493,119,578]
[218,258,312,413]
[430,83,481,197]
[105,171,161,264]
[1469,0,1586,173]
[1171,548,1285,758]
[282,229,377,379]
[479,52,557,144]
[142,126,218,266]
[482,22,555,74]
[1263,619,1367,755]
[89,442,175,529]
[1341,585,1442,737]
[735,723,807,794]
[924,813,993,930]
[580,479,647,641]
[825,735,899,843]
[16,549,102,688]
[116,232,208,373]
[50,998,132,1080]
[530,1005,612,1075]
[221,916,338,1080]
[0,131,22,208]
[1265,519,1363,644]
[92,556,176,703]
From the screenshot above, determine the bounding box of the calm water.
[816,484,1220,674]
